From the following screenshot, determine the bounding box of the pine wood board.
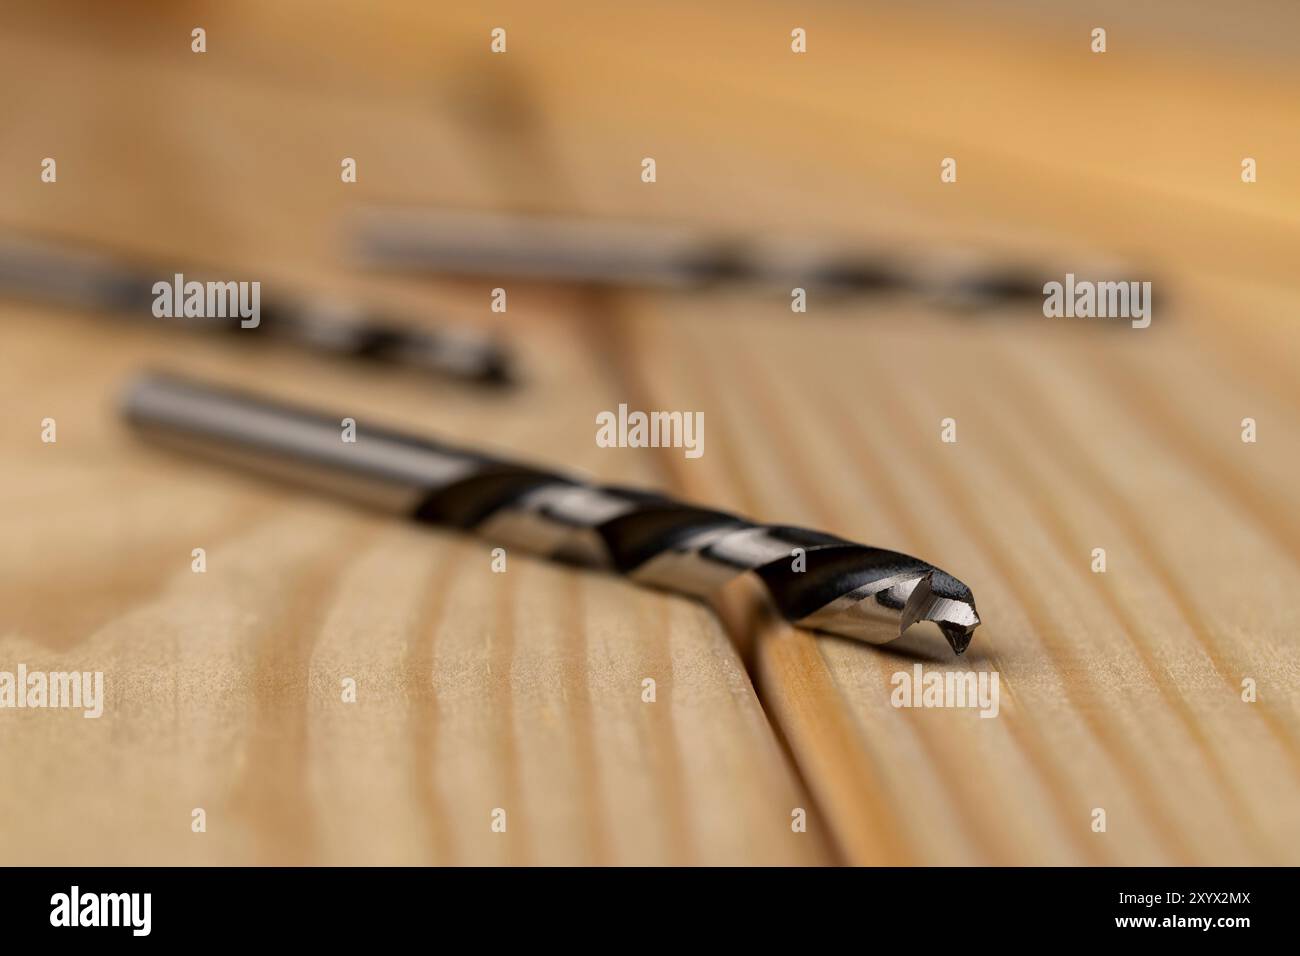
[1,0,1297,866]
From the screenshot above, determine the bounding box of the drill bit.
[351,206,746,288]
[121,371,981,654]
[0,233,512,385]
[349,205,1049,312]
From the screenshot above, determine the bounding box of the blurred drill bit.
[349,204,1053,312]
[351,206,745,289]
[0,233,512,385]
[123,370,981,654]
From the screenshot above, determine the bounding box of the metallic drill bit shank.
[122,372,980,654]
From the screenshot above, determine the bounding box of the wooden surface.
[1,0,1297,865]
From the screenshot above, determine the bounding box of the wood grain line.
[228,521,379,865]
[563,571,613,865]
[492,549,528,865]
[638,589,697,864]
[406,537,466,864]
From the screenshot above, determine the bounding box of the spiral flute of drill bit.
[123,372,980,654]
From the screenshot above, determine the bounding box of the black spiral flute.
[122,372,981,654]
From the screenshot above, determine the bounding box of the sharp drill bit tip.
[898,570,980,654]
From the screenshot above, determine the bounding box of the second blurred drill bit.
[349,204,1050,310]
[0,232,512,385]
